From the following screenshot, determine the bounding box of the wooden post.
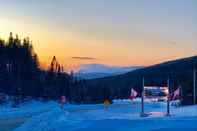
[140,77,145,117]
[166,77,170,116]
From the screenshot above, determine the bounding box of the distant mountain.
[75,64,142,79]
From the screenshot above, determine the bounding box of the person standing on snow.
[60,95,67,109]
[104,99,110,110]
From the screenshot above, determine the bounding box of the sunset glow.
[0,0,196,71]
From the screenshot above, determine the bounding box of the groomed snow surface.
[1,99,196,131]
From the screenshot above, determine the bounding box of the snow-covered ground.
[9,99,197,131]
[0,100,57,131]
[0,101,57,119]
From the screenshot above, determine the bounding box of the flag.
[129,88,138,100]
[172,87,181,100]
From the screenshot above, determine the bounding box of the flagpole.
[140,76,145,117]
[166,77,170,116]
[180,85,182,102]
[193,65,196,104]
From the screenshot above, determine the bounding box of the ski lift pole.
[193,65,196,104]
[166,77,170,116]
[140,77,145,117]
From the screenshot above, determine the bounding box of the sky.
[0,0,197,71]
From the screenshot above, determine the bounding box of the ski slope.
[13,99,197,131]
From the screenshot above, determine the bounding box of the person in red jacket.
[60,96,66,109]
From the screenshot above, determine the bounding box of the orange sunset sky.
[0,0,197,71]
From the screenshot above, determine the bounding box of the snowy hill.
[86,56,197,105]
[75,64,142,79]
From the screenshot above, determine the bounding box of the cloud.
[71,56,98,60]
[168,41,177,45]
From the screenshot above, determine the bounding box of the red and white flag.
[129,88,138,100]
[172,87,181,100]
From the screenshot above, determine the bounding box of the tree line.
[0,33,106,105]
